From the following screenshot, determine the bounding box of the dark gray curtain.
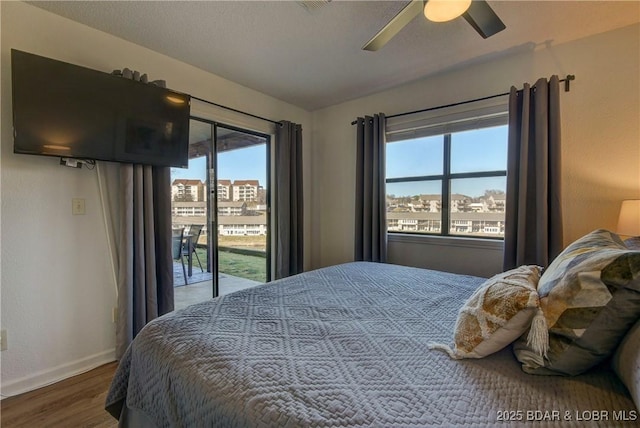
[116,164,173,358]
[504,76,563,270]
[355,114,387,262]
[275,121,304,279]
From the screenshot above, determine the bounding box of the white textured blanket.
[106,262,635,427]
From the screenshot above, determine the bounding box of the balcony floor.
[173,263,262,310]
[173,261,213,286]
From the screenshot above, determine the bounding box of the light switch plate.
[72,198,86,215]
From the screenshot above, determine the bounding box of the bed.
[106,261,638,427]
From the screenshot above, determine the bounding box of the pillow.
[612,318,640,411]
[429,265,544,359]
[514,229,640,376]
[624,237,640,250]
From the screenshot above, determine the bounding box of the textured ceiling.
[29,1,640,111]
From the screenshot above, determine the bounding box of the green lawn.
[193,248,266,283]
[219,251,266,282]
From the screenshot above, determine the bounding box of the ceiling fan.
[362,0,506,51]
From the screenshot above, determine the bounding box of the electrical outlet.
[72,198,86,215]
[1,329,7,351]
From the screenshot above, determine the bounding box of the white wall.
[0,1,311,395]
[311,23,640,276]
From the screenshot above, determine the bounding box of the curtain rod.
[191,95,283,127]
[350,74,575,125]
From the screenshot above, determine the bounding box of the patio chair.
[185,224,205,272]
[172,227,188,285]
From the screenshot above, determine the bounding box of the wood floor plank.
[1,362,119,428]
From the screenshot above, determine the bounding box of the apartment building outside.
[387,212,505,237]
[218,215,267,236]
[172,179,264,203]
[170,215,267,239]
[172,201,206,217]
[232,180,261,202]
[172,179,206,202]
[171,178,267,247]
[387,191,506,237]
[218,201,247,216]
[218,180,232,201]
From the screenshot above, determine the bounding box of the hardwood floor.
[1,362,119,428]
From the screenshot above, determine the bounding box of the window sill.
[388,233,504,251]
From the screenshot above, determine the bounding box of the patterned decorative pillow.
[429,265,545,359]
[514,229,640,376]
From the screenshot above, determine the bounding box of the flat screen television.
[11,49,191,168]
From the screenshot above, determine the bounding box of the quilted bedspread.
[106,262,636,427]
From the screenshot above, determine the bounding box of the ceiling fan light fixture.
[424,0,472,22]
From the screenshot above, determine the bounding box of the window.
[385,104,508,239]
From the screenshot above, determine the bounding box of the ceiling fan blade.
[362,0,423,51]
[462,0,505,39]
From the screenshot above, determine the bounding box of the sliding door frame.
[190,115,272,298]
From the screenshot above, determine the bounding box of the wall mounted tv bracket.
[60,158,95,169]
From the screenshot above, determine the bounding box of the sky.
[171,125,507,198]
[387,125,508,198]
[171,144,267,186]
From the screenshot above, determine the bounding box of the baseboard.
[1,348,116,398]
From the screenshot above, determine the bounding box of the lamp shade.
[424,0,472,22]
[616,199,640,237]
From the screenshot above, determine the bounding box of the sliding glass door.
[171,118,270,309]
[213,125,270,296]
